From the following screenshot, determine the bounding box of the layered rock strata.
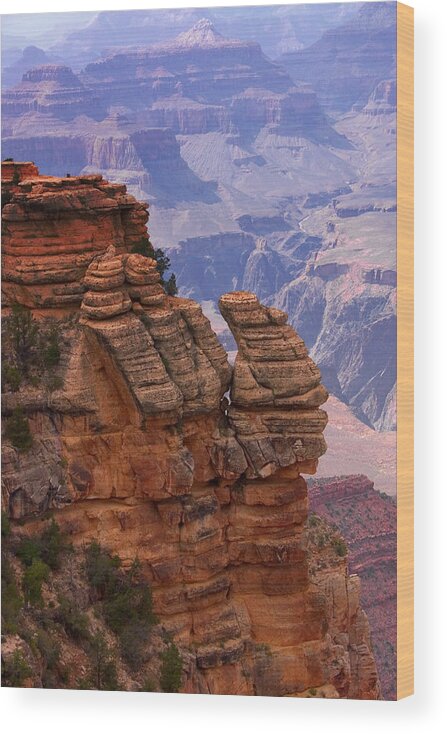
[1,162,149,310]
[309,475,396,699]
[1,167,379,699]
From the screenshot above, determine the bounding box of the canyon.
[1,4,397,450]
[278,2,397,114]
[1,162,380,698]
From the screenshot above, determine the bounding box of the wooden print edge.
[396,1,414,701]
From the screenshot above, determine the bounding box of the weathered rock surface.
[1,162,150,309]
[1,7,396,443]
[362,79,396,117]
[219,291,328,477]
[309,474,396,699]
[2,64,102,120]
[1,167,379,699]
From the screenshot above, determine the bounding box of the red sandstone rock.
[1,162,150,309]
[1,166,380,699]
[309,474,396,699]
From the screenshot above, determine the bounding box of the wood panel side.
[396,1,414,701]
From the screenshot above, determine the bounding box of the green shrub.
[6,304,39,373]
[3,406,32,451]
[42,326,61,368]
[131,237,156,260]
[40,519,71,571]
[141,676,156,692]
[88,633,119,691]
[1,555,23,633]
[2,362,22,391]
[85,541,121,598]
[85,544,156,669]
[103,577,155,636]
[165,273,178,296]
[17,520,70,571]
[36,629,60,671]
[55,596,90,641]
[131,238,177,295]
[119,619,149,670]
[22,558,50,606]
[45,375,63,392]
[16,535,42,567]
[160,643,182,693]
[4,307,62,384]
[332,538,348,557]
[2,650,32,687]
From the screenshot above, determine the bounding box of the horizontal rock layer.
[1,166,379,699]
[309,474,396,699]
[1,163,149,309]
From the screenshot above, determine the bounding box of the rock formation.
[309,474,396,699]
[1,161,150,309]
[1,164,380,699]
[1,9,397,441]
[278,2,397,114]
[362,79,397,117]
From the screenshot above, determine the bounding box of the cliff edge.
[1,162,380,698]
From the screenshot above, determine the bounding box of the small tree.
[333,538,348,557]
[152,247,171,282]
[2,650,32,687]
[2,363,22,391]
[160,643,182,693]
[4,406,32,451]
[165,273,178,296]
[42,326,61,368]
[22,558,50,606]
[40,519,70,570]
[55,595,90,641]
[85,541,121,599]
[131,238,177,294]
[89,634,118,691]
[16,535,42,567]
[7,304,39,374]
[1,555,23,633]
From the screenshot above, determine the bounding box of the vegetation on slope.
[1,513,184,691]
[131,237,178,296]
